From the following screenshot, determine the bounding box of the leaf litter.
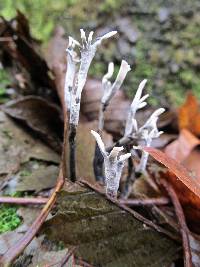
[0,11,200,267]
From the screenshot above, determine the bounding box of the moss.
[0,68,10,103]
[0,204,21,233]
[89,62,106,78]
[1,0,200,106]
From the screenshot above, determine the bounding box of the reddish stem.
[0,197,48,205]
[160,179,192,267]
[119,197,170,206]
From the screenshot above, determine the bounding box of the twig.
[160,179,192,267]
[0,196,48,205]
[59,247,76,267]
[75,258,94,267]
[46,247,76,267]
[119,197,170,206]
[0,37,13,42]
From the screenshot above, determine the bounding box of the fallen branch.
[0,197,48,205]
[119,197,170,206]
[160,179,192,267]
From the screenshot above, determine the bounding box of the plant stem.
[69,123,77,182]
[160,179,192,267]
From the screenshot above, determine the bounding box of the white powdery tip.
[109,146,124,158]
[138,102,147,109]
[68,36,81,47]
[80,29,86,39]
[91,130,98,137]
[152,108,165,117]
[138,79,147,91]
[121,60,131,72]
[100,30,117,41]
[91,130,106,154]
[108,62,114,74]
[103,62,114,83]
[114,146,124,151]
[140,94,149,103]
[119,153,132,162]
[88,31,94,43]
[133,145,143,150]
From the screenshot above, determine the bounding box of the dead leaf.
[2,96,63,153]
[163,129,200,233]
[0,111,60,176]
[0,11,57,93]
[41,181,180,267]
[144,147,200,199]
[178,92,200,136]
[165,129,200,162]
[30,248,74,267]
[16,165,58,192]
[17,207,42,232]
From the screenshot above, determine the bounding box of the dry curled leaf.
[144,147,200,199]
[165,129,200,162]
[164,129,200,233]
[2,96,63,153]
[145,147,200,233]
[178,92,200,136]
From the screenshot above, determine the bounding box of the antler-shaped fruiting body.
[133,108,165,173]
[91,130,131,198]
[65,29,117,126]
[98,60,131,132]
[121,79,165,173]
[124,79,149,137]
[65,29,117,181]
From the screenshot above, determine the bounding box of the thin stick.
[119,197,170,206]
[46,247,76,267]
[160,179,192,267]
[68,123,77,182]
[0,197,48,205]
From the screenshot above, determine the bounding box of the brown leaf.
[45,26,67,111]
[2,96,63,153]
[16,165,58,192]
[163,129,200,233]
[144,147,200,199]
[165,129,200,162]
[41,180,180,267]
[0,110,59,176]
[0,12,56,92]
[178,92,200,136]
